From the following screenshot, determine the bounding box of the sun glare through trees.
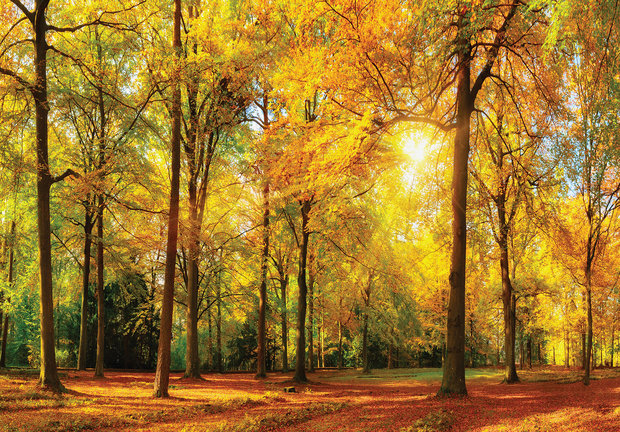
[402,129,430,164]
[0,0,620,431]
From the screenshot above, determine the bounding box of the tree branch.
[51,168,80,184]
[471,0,520,101]
[9,0,34,22]
[0,66,32,90]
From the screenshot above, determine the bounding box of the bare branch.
[9,0,34,22]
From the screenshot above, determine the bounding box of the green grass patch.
[325,368,503,383]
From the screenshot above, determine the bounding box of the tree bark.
[294,199,311,383]
[184,182,200,378]
[181,16,215,378]
[611,327,614,368]
[93,29,107,378]
[307,253,315,373]
[256,183,270,378]
[584,266,593,385]
[94,195,105,377]
[438,0,519,396]
[1,220,15,368]
[154,0,182,397]
[216,249,223,373]
[565,333,570,367]
[361,272,372,374]
[206,299,212,370]
[500,239,518,382]
[77,212,94,371]
[362,314,369,373]
[32,0,63,392]
[0,312,7,367]
[337,320,343,369]
[280,272,288,373]
[581,331,586,370]
[470,317,475,368]
[319,309,325,368]
[520,335,525,370]
[439,27,471,397]
[216,280,222,373]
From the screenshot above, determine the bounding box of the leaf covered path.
[0,368,618,431]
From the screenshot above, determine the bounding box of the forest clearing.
[2,367,619,432]
[1,0,620,431]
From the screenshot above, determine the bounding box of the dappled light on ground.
[0,367,618,431]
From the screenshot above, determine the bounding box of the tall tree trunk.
[94,29,107,378]
[440,29,472,397]
[0,312,7,367]
[154,0,182,397]
[94,196,105,377]
[77,213,94,371]
[281,274,288,373]
[438,0,518,396]
[182,16,209,378]
[470,317,476,368]
[184,182,200,378]
[362,314,369,373]
[207,300,213,370]
[216,249,223,372]
[1,220,15,368]
[307,254,315,373]
[361,272,372,374]
[256,183,270,378]
[337,320,343,369]
[33,0,62,392]
[498,209,518,382]
[294,199,311,383]
[611,327,614,368]
[520,336,524,370]
[581,331,586,369]
[216,281,222,373]
[527,337,532,368]
[320,310,325,368]
[584,266,593,385]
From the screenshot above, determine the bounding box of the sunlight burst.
[402,130,430,162]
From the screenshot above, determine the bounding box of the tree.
[0,0,84,392]
[0,220,16,367]
[153,0,182,398]
[317,0,525,394]
[256,181,270,378]
[471,83,550,382]
[544,0,620,385]
[294,197,312,382]
[437,1,521,395]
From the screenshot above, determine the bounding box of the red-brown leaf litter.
[0,367,618,431]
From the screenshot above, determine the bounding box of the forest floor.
[0,366,619,431]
